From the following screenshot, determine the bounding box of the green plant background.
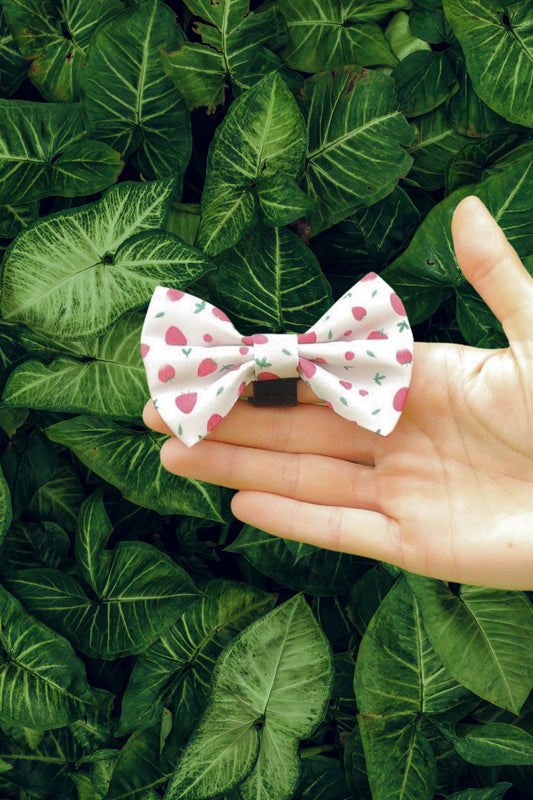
[0,1,532,799]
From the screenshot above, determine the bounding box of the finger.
[452,195,533,342]
[231,491,402,566]
[160,437,379,510]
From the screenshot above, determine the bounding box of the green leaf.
[0,520,70,575]
[1,180,213,341]
[357,712,437,800]
[45,416,223,521]
[257,174,316,228]
[347,565,397,635]
[298,67,415,236]
[443,0,533,127]
[355,578,473,716]
[406,105,468,191]
[409,6,450,43]
[162,3,288,113]
[0,465,11,548]
[197,71,307,255]
[405,576,533,715]
[7,491,201,659]
[277,0,398,72]
[383,150,533,337]
[0,428,57,521]
[384,10,431,59]
[0,201,39,238]
[81,0,191,185]
[453,723,533,766]
[165,594,333,800]
[393,51,458,116]
[118,579,276,738]
[0,585,94,728]
[1,0,125,101]
[2,313,148,421]
[294,755,351,800]
[209,222,332,334]
[27,458,86,533]
[0,8,27,98]
[106,728,170,800]
[445,784,512,800]
[226,525,369,596]
[444,133,524,194]
[0,101,122,205]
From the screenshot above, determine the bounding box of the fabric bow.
[141,272,414,447]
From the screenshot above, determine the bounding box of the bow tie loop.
[141,273,414,447]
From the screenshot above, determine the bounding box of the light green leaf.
[164,594,333,800]
[393,51,458,116]
[384,10,431,59]
[298,68,415,236]
[355,578,473,716]
[2,313,148,421]
[209,222,332,334]
[277,0,398,72]
[118,579,276,738]
[45,416,223,521]
[443,0,533,127]
[1,0,125,101]
[7,492,200,659]
[162,3,287,113]
[454,723,533,766]
[197,70,307,256]
[257,174,316,228]
[357,712,436,800]
[1,180,213,341]
[0,101,122,204]
[0,585,94,729]
[406,575,533,715]
[82,0,191,185]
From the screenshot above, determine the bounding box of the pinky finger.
[230,491,403,567]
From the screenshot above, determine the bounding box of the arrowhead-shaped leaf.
[453,723,533,766]
[45,416,223,521]
[406,575,533,715]
[443,0,533,127]
[2,313,148,421]
[164,594,333,800]
[298,68,415,235]
[197,71,307,255]
[82,0,191,185]
[0,7,28,98]
[0,585,94,728]
[1,179,213,340]
[209,222,331,334]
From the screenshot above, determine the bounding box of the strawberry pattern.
[141,272,414,446]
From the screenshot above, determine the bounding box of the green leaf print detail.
[373,373,386,385]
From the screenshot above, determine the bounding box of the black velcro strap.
[251,378,298,407]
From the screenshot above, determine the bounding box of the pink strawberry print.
[297,332,317,344]
[393,387,409,412]
[343,330,352,337]
[390,292,407,316]
[257,371,280,380]
[352,307,367,321]
[396,349,413,365]
[165,326,187,346]
[207,414,223,432]
[203,333,213,342]
[340,380,352,390]
[197,358,218,377]
[299,358,317,378]
[167,289,184,301]
[345,351,355,361]
[359,389,368,396]
[158,364,175,383]
[212,307,230,322]
[175,393,197,414]
[361,272,378,281]
[241,334,269,346]
[140,344,149,359]
[239,347,249,355]
[238,381,246,395]
[367,330,388,340]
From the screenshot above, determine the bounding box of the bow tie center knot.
[253,333,299,380]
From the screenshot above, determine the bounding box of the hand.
[144,196,533,590]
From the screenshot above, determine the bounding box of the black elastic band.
[251,378,298,407]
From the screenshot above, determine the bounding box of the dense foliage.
[0,1,533,799]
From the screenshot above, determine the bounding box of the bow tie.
[141,272,413,447]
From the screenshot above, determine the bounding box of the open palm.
[144,197,533,590]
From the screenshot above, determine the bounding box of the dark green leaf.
[445,783,512,800]
[454,723,533,766]
[444,133,525,194]
[45,416,223,521]
[0,520,69,574]
[0,7,27,98]
[257,174,316,228]
[393,50,458,116]
[298,68,415,235]
[294,755,351,800]
[107,726,169,800]
[406,105,468,190]
[0,201,39,238]
[82,0,191,185]
[209,222,332,334]
[347,565,396,634]
[27,458,86,533]
[0,428,57,520]
[409,6,450,43]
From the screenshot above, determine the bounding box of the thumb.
[452,195,533,343]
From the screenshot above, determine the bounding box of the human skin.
[144,196,533,590]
